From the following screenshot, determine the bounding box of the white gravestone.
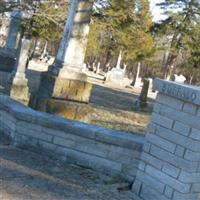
[106,51,125,84]
[7,38,31,105]
[174,74,186,83]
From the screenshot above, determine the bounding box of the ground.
[0,133,141,200]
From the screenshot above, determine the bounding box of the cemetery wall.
[0,95,144,182]
[132,79,200,200]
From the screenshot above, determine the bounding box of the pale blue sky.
[150,0,166,22]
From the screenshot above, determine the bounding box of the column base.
[48,61,85,80]
[37,71,92,104]
[6,73,30,105]
[9,84,30,105]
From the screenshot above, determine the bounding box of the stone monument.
[0,11,23,72]
[134,78,150,110]
[6,37,30,105]
[4,11,22,55]
[31,0,94,110]
[132,78,200,200]
[174,74,186,84]
[105,51,125,84]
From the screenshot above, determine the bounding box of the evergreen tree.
[157,0,200,79]
[86,0,154,70]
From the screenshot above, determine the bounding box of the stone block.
[153,102,162,113]
[151,113,174,129]
[145,165,190,193]
[179,170,200,183]
[17,121,42,131]
[164,186,174,199]
[137,170,165,193]
[140,184,170,200]
[107,151,132,164]
[190,128,200,141]
[147,122,157,133]
[173,121,190,136]
[191,183,200,193]
[184,149,200,161]
[153,79,200,106]
[74,141,109,158]
[132,179,142,195]
[63,147,122,173]
[146,133,176,153]
[183,102,197,115]
[160,105,200,130]
[157,126,200,152]
[156,93,184,110]
[9,84,30,105]
[122,164,138,177]
[173,191,199,200]
[138,161,146,171]
[52,77,93,103]
[141,152,163,170]
[162,163,180,178]
[143,142,151,153]
[150,145,198,172]
[175,145,185,157]
[16,125,53,142]
[53,136,76,148]
[38,140,57,151]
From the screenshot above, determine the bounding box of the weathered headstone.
[105,51,125,84]
[7,38,30,105]
[174,74,186,83]
[134,78,149,110]
[132,78,200,200]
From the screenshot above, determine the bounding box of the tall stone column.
[134,62,141,87]
[7,38,30,105]
[116,51,122,70]
[4,11,22,57]
[50,0,93,79]
[37,0,93,105]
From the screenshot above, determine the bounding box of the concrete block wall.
[0,95,144,182]
[132,79,200,200]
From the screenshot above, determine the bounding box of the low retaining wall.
[132,79,200,200]
[0,95,144,182]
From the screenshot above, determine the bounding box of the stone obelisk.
[37,0,93,104]
[116,50,122,70]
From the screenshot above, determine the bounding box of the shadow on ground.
[90,85,154,112]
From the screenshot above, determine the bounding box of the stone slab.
[153,78,200,106]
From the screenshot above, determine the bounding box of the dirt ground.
[0,132,141,200]
[88,84,154,135]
